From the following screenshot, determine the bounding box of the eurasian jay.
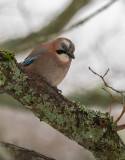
[22,38,75,87]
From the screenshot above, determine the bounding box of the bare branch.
[115,108,125,124]
[102,88,122,104]
[63,0,118,33]
[103,68,109,78]
[89,67,125,126]
[0,0,91,52]
[117,124,125,131]
[0,0,117,52]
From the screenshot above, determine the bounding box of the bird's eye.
[61,43,67,50]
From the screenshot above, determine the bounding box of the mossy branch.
[0,50,125,160]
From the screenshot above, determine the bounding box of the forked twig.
[89,67,123,95]
[89,67,125,129]
[103,68,109,78]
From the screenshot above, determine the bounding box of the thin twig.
[117,124,125,131]
[103,68,109,78]
[63,0,117,33]
[115,108,125,124]
[102,88,122,104]
[89,67,123,94]
[121,92,125,109]
[115,94,125,124]
[88,67,101,77]
[89,67,125,127]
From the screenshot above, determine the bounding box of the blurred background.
[0,0,125,159]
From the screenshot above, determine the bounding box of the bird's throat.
[58,53,70,63]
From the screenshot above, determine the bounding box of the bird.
[22,38,75,87]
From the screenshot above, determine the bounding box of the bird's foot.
[57,88,62,94]
[52,86,62,94]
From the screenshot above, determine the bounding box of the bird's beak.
[67,52,75,59]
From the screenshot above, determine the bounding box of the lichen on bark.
[0,50,125,160]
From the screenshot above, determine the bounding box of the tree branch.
[117,124,125,131]
[0,50,125,160]
[0,141,55,160]
[64,0,117,33]
[0,0,117,53]
[0,0,91,52]
[89,67,125,128]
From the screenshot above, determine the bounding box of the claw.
[57,88,62,94]
[52,86,62,94]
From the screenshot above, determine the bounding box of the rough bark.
[0,0,91,52]
[0,141,55,160]
[0,50,125,160]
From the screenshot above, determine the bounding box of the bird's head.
[52,38,75,63]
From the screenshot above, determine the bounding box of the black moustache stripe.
[56,50,67,55]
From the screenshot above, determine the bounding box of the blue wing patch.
[22,54,41,66]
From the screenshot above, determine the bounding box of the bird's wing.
[21,45,47,66]
[22,54,41,66]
